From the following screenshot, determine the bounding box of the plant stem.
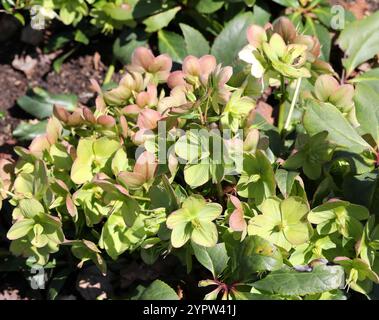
[216,182,225,206]
[103,60,115,85]
[130,195,151,202]
[278,75,286,132]
[198,105,205,125]
[284,77,302,131]
[0,189,16,198]
[203,93,211,123]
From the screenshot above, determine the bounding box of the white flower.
[238,44,264,78]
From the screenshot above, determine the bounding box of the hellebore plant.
[238,17,323,82]
[166,195,222,248]
[306,74,359,127]
[308,200,370,240]
[248,197,312,252]
[2,15,379,300]
[283,131,334,180]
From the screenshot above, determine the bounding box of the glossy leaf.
[252,265,345,296]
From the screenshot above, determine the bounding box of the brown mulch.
[0,114,19,147]
[0,50,120,150]
[44,55,112,104]
[0,65,27,112]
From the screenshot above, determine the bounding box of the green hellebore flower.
[71,137,121,185]
[7,198,64,265]
[175,130,230,188]
[289,234,337,266]
[308,200,369,240]
[334,257,379,295]
[262,33,311,79]
[248,196,312,252]
[99,201,161,260]
[237,150,276,204]
[73,183,112,227]
[356,216,379,267]
[221,89,255,133]
[283,131,333,180]
[166,195,223,248]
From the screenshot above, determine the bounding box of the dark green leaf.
[337,11,379,77]
[179,23,210,57]
[303,100,370,154]
[17,88,77,119]
[140,280,179,300]
[354,83,379,144]
[192,242,229,277]
[113,29,148,65]
[195,0,224,13]
[13,120,48,141]
[158,30,186,63]
[211,12,258,66]
[252,265,345,296]
[143,6,181,33]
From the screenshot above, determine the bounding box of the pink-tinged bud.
[229,195,247,232]
[66,195,78,219]
[150,54,172,73]
[118,171,146,189]
[54,179,70,193]
[134,151,157,182]
[97,175,133,195]
[119,116,129,138]
[244,128,260,152]
[29,135,50,157]
[150,54,172,81]
[255,101,274,125]
[118,151,157,189]
[273,17,297,44]
[136,85,158,108]
[312,59,335,75]
[314,75,340,101]
[67,110,83,126]
[83,107,96,124]
[120,72,144,92]
[46,117,62,145]
[167,71,186,88]
[199,55,217,77]
[168,149,178,177]
[246,24,267,48]
[333,256,350,262]
[53,105,69,123]
[61,140,76,160]
[136,92,150,108]
[122,104,142,115]
[146,84,158,106]
[0,159,13,197]
[329,84,354,110]
[183,55,201,76]
[95,96,107,114]
[217,66,233,86]
[131,129,147,145]
[97,115,116,127]
[90,78,102,94]
[137,108,162,130]
[294,35,321,62]
[103,85,132,106]
[131,47,155,72]
[157,86,188,114]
